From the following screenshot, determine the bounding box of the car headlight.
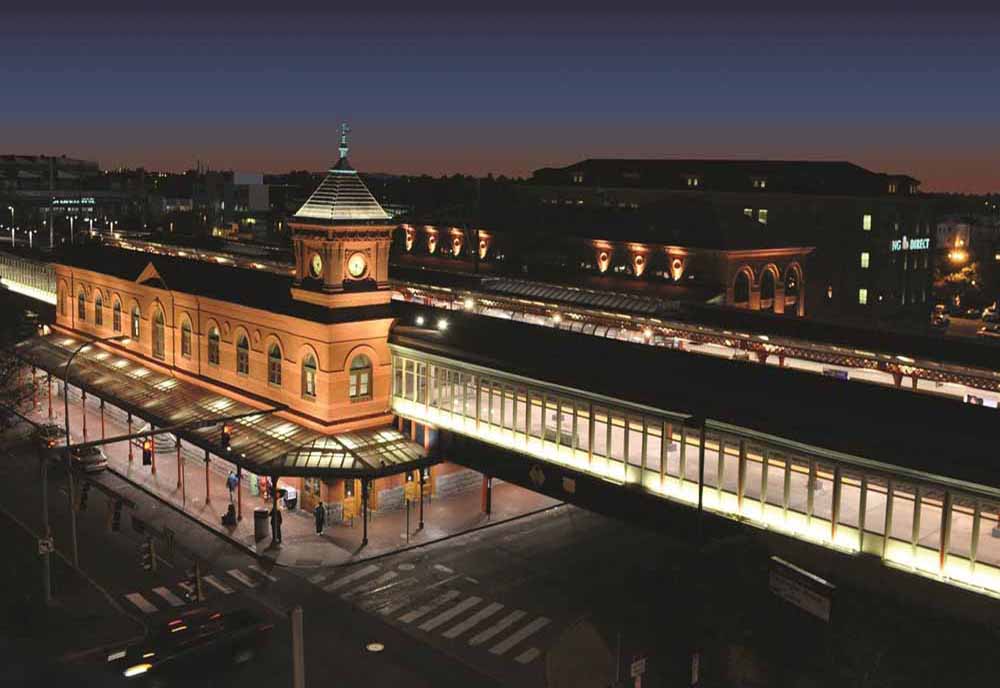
[123,663,152,678]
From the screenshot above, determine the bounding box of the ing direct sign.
[890,235,930,252]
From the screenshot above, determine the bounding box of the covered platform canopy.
[16,333,433,479]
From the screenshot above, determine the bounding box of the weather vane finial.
[338,122,351,160]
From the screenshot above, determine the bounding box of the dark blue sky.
[4,2,999,191]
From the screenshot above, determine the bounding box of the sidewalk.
[32,386,559,569]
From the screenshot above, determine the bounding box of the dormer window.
[752,177,767,190]
[686,176,700,188]
[888,183,897,194]
[572,173,584,184]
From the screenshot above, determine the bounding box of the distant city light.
[437,319,449,331]
[463,298,474,310]
[415,315,425,326]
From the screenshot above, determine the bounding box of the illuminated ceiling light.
[365,642,385,653]
[463,298,474,310]
[437,319,449,331]
[552,313,562,324]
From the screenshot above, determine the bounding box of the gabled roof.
[293,157,392,223]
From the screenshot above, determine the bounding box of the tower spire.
[338,122,351,161]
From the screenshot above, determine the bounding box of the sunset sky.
[4,1,999,192]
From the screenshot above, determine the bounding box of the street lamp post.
[6,205,12,227]
[69,216,74,244]
[63,334,128,568]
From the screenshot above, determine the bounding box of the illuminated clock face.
[310,253,323,278]
[347,252,368,278]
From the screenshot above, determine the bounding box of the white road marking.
[489,617,551,656]
[342,571,399,599]
[419,596,482,632]
[399,591,461,624]
[515,647,541,664]
[177,581,194,593]
[203,575,234,594]
[465,577,479,584]
[248,564,279,582]
[125,593,158,614]
[322,564,380,592]
[227,569,259,588]
[468,610,526,646]
[443,602,504,639]
[151,586,184,607]
[433,564,454,573]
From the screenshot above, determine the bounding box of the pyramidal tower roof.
[293,123,392,223]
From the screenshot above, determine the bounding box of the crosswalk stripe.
[515,647,541,664]
[469,610,526,646]
[419,596,482,632]
[125,593,159,614]
[322,564,380,593]
[203,575,234,594]
[177,581,195,593]
[399,591,461,624]
[248,564,279,582]
[152,586,184,607]
[227,569,258,588]
[489,617,551,656]
[342,571,398,599]
[442,602,504,639]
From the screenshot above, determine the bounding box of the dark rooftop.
[54,245,394,325]
[389,302,1000,489]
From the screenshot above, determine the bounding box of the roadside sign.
[37,537,54,555]
[769,556,835,622]
[630,656,646,678]
[342,500,357,521]
[404,481,418,501]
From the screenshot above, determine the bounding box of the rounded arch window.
[207,326,221,365]
[180,318,193,358]
[760,269,776,304]
[94,292,104,327]
[236,333,250,375]
[130,304,141,340]
[301,354,317,399]
[349,354,372,402]
[733,271,751,305]
[77,291,86,321]
[267,342,282,386]
[112,298,122,332]
[152,309,165,360]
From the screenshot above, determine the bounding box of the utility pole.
[37,444,52,605]
[290,606,305,688]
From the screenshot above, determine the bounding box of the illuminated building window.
[752,178,767,189]
[94,293,103,327]
[572,173,584,184]
[302,355,317,399]
[181,320,192,358]
[113,299,121,332]
[858,288,868,305]
[77,291,86,321]
[207,327,220,365]
[862,214,872,231]
[349,354,372,401]
[130,305,141,340]
[268,343,282,386]
[152,309,165,360]
[888,183,897,194]
[860,252,870,269]
[826,285,833,300]
[743,208,753,218]
[236,334,249,375]
[758,209,768,225]
[686,176,700,188]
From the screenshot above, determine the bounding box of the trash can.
[283,486,298,512]
[253,508,269,541]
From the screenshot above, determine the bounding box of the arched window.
[236,334,249,375]
[302,354,317,399]
[349,354,372,402]
[59,288,67,316]
[112,299,122,332]
[733,271,751,305]
[760,270,776,308]
[180,319,192,358]
[207,327,220,365]
[267,343,282,386]
[77,291,86,321]
[94,292,104,327]
[152,309,165,359]
[130,304,141,339]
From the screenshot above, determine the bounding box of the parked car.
[71,445,108,473]
[977,324,1000,339]
[32,423,67,450]
[930,314,950,330]
[964,307,983,319]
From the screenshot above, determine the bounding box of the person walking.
[270,506,283,544]
[313,500,326,535]
[226,471,238,503]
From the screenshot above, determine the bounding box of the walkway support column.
[236,466,243,521]
[150,424,156,475]
[127,412,133,463]
[204,449,211,504]
[32,366,37,410]
[418,469,425,530]
[176,438,182,488]
[47,374,52,419]
[81,390,87,442]
[482,475,493,516]
[361,479,369,547]
[99,399,105,440]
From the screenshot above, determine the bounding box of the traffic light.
[140,538,156,572]
[111,501,123,532]
[78,481,91,512]
[221,424,232,451]
[142,438,153,466]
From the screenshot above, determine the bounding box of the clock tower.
[289,124,394,309]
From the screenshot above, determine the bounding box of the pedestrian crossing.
[122,564,276,615]
[311,562,551,665]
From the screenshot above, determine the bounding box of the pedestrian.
[259,475,269,501]
[313,500,326,535]
[226,471,238,503]
[270,506,283,544]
